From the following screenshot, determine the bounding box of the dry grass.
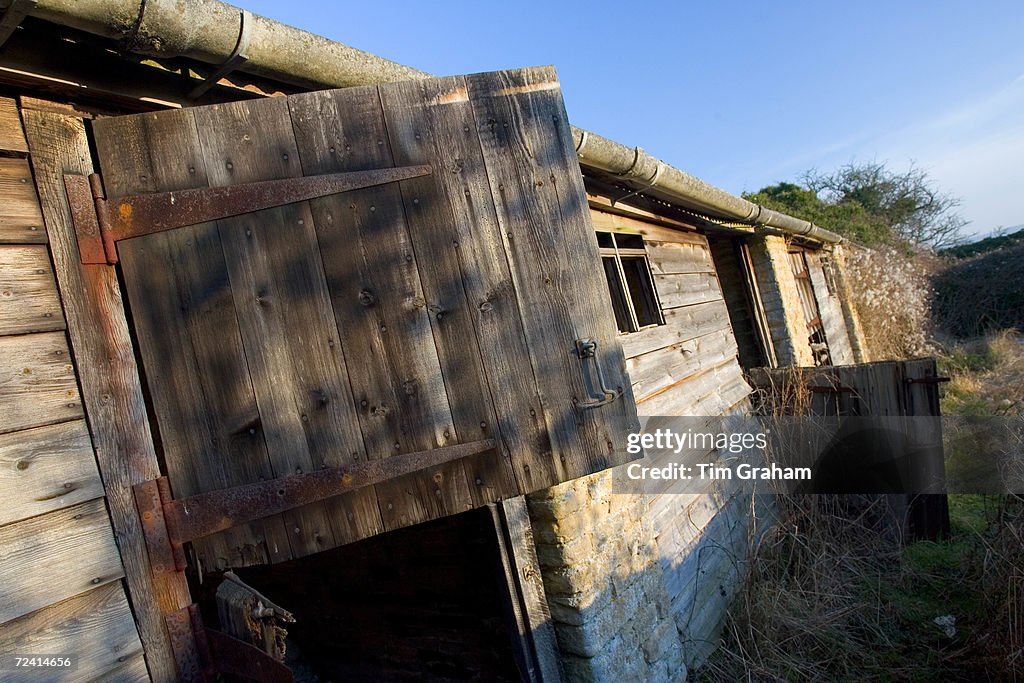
[698,494,1024,682]
[698,339,1024,681]
[940,330,1024,417]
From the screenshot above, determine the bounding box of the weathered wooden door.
[87,67,638,572]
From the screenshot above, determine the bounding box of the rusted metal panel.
[204,628,293,683]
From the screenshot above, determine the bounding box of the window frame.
[597,230,665,334]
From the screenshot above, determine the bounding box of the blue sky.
[235,1,1023,238]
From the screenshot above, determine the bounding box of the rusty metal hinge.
[165,603,294,683]
[64,164,432,265]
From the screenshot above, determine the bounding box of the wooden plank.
[653,272,723,310]
[637,358,749,416]
[0,97,28,153]
[0,420,102,527]
[620,298,732,359]
[379,74,539,504]
[493,497,564,682]
[0,582,147,682]
[588,207,706,245]
[216,572,293,662]
[466,66,639,486]
[0,498,124,623]
[0,157,47,243]
[24,106,182,681]
[288,86,473,531]
[628,329,739,404]
[193,97,370,559]
[0,244,64,334]
[93,107,292,571]
[0,331,81,434]
[646,240,716,275]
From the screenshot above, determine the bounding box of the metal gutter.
[571,127,843,244]
[1,0,843,244]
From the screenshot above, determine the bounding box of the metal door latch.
[574,338,620,409]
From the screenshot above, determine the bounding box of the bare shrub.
[842,246,937,360]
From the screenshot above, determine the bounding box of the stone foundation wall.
[526,471,687,683]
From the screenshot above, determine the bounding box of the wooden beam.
[22,102,185,682]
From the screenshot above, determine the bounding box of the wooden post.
[22,99,188,682]
[491,497,564,683]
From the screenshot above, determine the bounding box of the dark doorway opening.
[707,236,774,370]
[216,507,526,682]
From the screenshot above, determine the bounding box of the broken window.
[597,231,664,333]
[788,249,831,365]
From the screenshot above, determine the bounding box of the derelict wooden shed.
[0,5,874,682]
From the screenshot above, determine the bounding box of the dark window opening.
[707,236,775,369]
[597,231,665,333]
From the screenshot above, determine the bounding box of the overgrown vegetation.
[841,245,936,360]
[699,164,1024,680]
[940,330,1024,417]
[743,162,967,250]
[698,494,1023,681]
[941,226,1024,260]
[934,242,1024,338]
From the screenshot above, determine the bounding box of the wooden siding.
[0,157,47,244]
[0,96,152,681]
[591,207,757,669]
[0,245,65,335]
[0,583,149,682]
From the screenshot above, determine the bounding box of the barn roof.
[0,0,842,244]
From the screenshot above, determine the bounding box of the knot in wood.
[358,289,375,306]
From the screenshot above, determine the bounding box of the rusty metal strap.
[166,604,293,682]
[147,438,495,549]
[165,606,207,682]
[205,628,293,683]
[188,9,254,99]
[65,164,432,264]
